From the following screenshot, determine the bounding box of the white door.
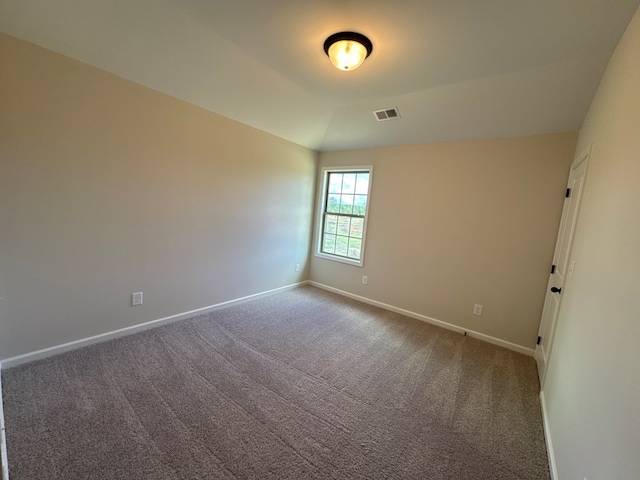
[535,146,590,387]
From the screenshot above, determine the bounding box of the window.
[316,167,372,266]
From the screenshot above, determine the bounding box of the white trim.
[539,390,558,480]
[314,251,364,267]
[313,165,373,267]
[309,281,535,356]
[0,282,308,368]
[0,367,9,480]
[572,143,593,171]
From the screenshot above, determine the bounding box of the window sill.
[314,251,364,267]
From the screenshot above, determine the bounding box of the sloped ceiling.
[1,0,639,151]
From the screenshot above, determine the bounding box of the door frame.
[535,145,591,388]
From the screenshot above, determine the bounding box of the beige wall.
[542,6,640,479]
[0,34,317,360]
[312,134,577,350]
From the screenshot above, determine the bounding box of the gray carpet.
[2,285,550,479]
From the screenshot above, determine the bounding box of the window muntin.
[317,168,371,265]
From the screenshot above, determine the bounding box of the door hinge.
[537,336,542,345]
[566,188,571,198]
[551,264,556,274]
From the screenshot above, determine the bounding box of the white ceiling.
[2,0,639,151]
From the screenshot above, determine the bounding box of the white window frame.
[314,165,373,267]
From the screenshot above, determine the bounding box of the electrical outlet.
[473,304,483,316]
[295,263,301,272]
[132,292,143,306]
[362,276,368,285]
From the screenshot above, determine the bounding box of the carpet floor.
[2,285,550,479]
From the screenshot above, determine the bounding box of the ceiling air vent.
[373,107,401,122]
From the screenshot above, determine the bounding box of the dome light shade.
[324,32,373,71]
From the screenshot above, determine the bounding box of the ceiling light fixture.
[323,32,373,71]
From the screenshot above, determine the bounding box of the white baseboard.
[1,280,533,368]
[0,368,9,480]
[309,281,535,357]
[0,281,309,369]
[539,390,558,480]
